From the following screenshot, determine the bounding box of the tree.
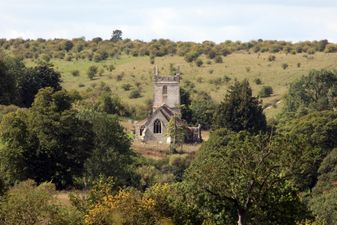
[0,180,83,225]
[310,148,337,224]
[76,109,137,187]
[213,79,267,133]
[186,129,310,225]
[165,115,186,153]
[190,91,216,129]
[16,65,62,107]
[278,111,337,191]
[111,29,123,42]
[87,65,98,80]
[0,88,94,188]
[0,60,16,105]
[284,69,337,116]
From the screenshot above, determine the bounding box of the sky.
[1,0,337,42]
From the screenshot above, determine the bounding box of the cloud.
[0,0,337,42]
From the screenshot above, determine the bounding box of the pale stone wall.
[153,75,180,112]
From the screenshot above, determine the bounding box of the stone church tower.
[152,66,181,115]
[133,66,201,143]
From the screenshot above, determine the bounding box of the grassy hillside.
[25,52,337,119]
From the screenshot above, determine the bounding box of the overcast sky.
[1,0,337,42]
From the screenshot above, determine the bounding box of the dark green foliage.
[284,69,337,116]
[16,65,62,107]
[97,92,128,116]
[0,88,94,188]
[111,29,123,42]
[214,55,223,63]
[282,63,289,70]
[77,111,137,187]
[87,65,98,80]
[213,79,267,133]
[279,111,337,190]
[258,85,273,98]
[186,129,311,225]
[195,58,203,67]
[71,70,80,77]
[310,148,337,224]
[180,88,193,123]
[254,78,262,85]
[0,60,16,105]
[190,91,216,129]
[129,89,141,99]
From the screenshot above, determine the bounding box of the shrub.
[282,63,289,70]
[195,58,203,67]
[254,78,262,85]
[0,180,83,225]
[214,55,223,63]
[116,72,125,81]
[71,70,80,77]
[122,83,132,91]
[268,55,276,61]
[129,89,141,99]
[246,66,251,73]
[259,86,273,98]
[87,65,98,80]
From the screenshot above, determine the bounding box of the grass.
[24,52,337,119]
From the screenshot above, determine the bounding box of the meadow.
[25,52,337,119]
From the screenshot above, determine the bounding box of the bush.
[129,89,142,99]
[259,86,273,98]
[87,65,98,80]
[71,70,80,77]
[254,78,262,85]
[214,55,223,63]
[282,63,289,70]
[122,83,132,91]
[0,180,83,225]
[268,55,276,61]
[195,58,203,67]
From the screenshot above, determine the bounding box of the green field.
[25,52,337,118]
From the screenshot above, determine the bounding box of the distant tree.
[186,129,310,225]
[284,69,337,116]
[87,65,98,80]
[64,40,74,52]
[213,79,267,133]
[111,30,123,42]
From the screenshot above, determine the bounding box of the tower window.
[162,85,167,95]
[153,119,162,133]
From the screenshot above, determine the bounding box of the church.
[134,68,201,143]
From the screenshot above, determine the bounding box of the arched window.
[153,119,161,134]
[162,85,167,95]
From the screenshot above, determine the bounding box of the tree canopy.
[213,79,267,133]
[284,69,337,117]
[186,129,310,225]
